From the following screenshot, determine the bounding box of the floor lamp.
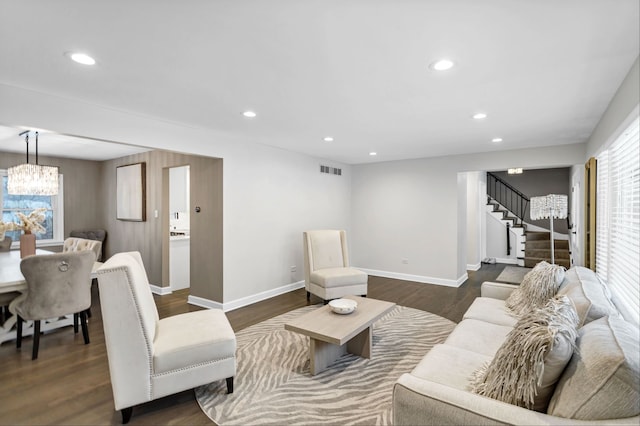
[530,194,568,265]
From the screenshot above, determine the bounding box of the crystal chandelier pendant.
[8,163,59,195]
[7,130,59,196]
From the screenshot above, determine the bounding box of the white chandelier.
[530,194,568,264]
[7,131,59,196]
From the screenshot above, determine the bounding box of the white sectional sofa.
[393,266,640,425]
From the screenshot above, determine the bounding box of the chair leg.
[79,311,90,344]
[226,377,234,394]
[85,307,92,319]
[73,313,79,334]
[306,291,310,301]
[32,320,41,360]
[121,407,133,424]
[16,315,23,348]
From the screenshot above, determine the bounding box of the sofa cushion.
[411,344,492,391]
[547,316,640,420]
[557,266,620,326]
[463,297,518,327]
[505,261,565,317]
[444,319,512,357]
[470,295,579,412]
[310,267,367,288]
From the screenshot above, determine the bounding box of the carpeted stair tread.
[525,232,551,241]
[525,240,569,249]
[524,257,570,269]
[525,248,570,259]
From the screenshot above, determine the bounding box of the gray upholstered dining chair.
[63,237,102,262]
[0,236,12,252]
[303,230,368,303]
[14,251,95,360]
[97,251,236,424]
[69,229,106,261]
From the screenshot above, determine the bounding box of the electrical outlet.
[290,266,296,272]
[401,258,409,264]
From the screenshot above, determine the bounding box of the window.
[595,116,639,326]
[0,170,64,246]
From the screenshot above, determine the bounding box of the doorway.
[168,165,190,291]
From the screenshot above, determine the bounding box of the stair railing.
[487,172,530,225]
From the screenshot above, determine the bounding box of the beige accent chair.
[97,252,237,424]
[69,229,106,261]
[63,237,102,262]
[303,230,368,303]
[14,251,94,360]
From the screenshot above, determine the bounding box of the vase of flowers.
[0,208,47,258]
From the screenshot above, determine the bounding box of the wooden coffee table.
[284,296,396,375]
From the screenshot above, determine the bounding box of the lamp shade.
[530,194,568,220]
[7,163,59,195]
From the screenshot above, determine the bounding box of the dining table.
[0,249,102,345]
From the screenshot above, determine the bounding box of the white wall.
[586,57,639,157]
[0,84,351,304]
[485,214,518,264]
[465,171,484,271]
[570,164,584,266]
[351,143,585,285]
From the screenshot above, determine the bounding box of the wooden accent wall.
[101,150,223,303]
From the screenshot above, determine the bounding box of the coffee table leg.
[310,338,346,375]
[347,326,372,358]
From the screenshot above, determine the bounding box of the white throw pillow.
[547,316,640,420]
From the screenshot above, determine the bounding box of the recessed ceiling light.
[69,52,96,65]
[473,113,487,120]
[430,59,455,71]
[492,138,503,143]
[323,137,334,142]
[369,152,377,156]
[242,111,257,118]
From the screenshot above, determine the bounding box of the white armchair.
[97,251,236,424]
[303,230,368,303]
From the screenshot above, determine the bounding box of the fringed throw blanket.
[470,295,579,411]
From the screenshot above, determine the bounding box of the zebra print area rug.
[195,304,455,425]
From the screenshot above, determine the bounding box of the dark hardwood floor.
[0,263,506,425]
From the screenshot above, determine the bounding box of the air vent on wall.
[320,165,342,176]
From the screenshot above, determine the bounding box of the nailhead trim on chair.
[151,356,236,378]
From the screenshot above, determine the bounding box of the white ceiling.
[0,1,638,164]
[0,125,150,161]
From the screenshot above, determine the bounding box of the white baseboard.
[149,284,172,295]
[223,280,305,312]
[357,268,467,288]
[467,262,481,271]
[495,258,518,265]
[188,295,223,310]
[184,280,306,312]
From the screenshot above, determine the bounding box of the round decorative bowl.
[329,298,358,315]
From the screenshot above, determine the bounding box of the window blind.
[595,116,639,326]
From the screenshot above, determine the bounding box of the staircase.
[524,232,571,269]
[486,172,572,269]
[486,198,527,266]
